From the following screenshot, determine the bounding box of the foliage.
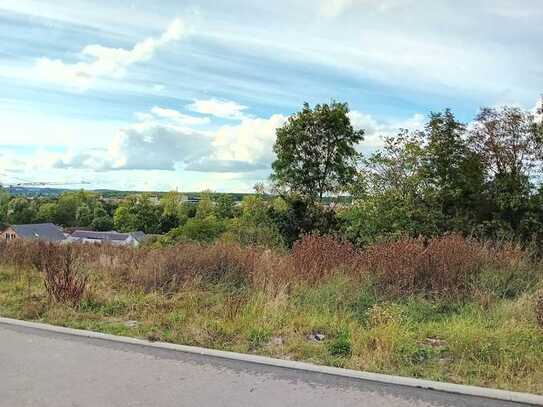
[114,194,161,234]
[6,197,37,224]
[271,196,339,247]
[162,216,226,244]
[342,106,543,245]
[272,101,364,201]
[91,215,114,231]
[36,202,59,223]
[215,193,237,219]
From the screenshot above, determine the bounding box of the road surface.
[0,323,533,407]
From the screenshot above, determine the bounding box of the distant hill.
[5,186,351,204]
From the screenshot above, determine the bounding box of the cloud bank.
[35,18,185,90]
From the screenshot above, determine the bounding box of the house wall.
[0,227,20,242]
[67,236,138,247]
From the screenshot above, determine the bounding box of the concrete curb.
[1,316,542,406]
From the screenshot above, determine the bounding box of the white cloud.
[55,122,211,171]
[49,107,426,174]
[210,114,285,162]
[53,108,285,173]
[187,98,249,120]
[150,106,210,125]
[319,0,406,17]
[35,18,185,90]
[348,111,425,149]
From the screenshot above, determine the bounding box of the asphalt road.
[0,323,533,407]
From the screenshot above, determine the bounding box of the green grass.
[1,266,542,394]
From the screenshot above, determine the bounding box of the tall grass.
[0,234,540,302]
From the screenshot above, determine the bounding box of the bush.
[361,235,489,298]
[38,243,88,305]
[161,216,225,245]
[292,234,360,282]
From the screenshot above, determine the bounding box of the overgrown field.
[1,235,543,394]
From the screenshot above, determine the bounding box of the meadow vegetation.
[1,235,542,394]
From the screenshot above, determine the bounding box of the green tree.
[56,190,100,226]
[272,101,364,201]
[160,191,186,218]
[113,194,160,233]
[421,110,486,232]
[224,191,284,248]
[92,215,114,231]
[195,191,215,219]
[469,106,543,234]
[0,187,11,224]
[37,202,59,223]
[76,204,93,227]
[341,130,439,244]
[7,197,37,224]
[113,205,134,232]
[215,194,236,219]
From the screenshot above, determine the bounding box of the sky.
[0,0,542,192]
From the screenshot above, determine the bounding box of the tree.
[37,202,60,223]
[7,197,37,224]
[470,106,542,183]
[215,194,236,219]
[272,101,364,201]
[195,191,215,219]
[341,131,440,244]
[224,191,285,248]
[421,110,486,231]
[0,187,11,224]
[76,204,93,227]
[469,106,543,233]
[90,205,113,231]
[91,215,114,231]
[113,194,161,233]
[160,191,186,219]
[56,190,100,226]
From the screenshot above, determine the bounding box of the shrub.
[361,235,489,298]
[118,242,258,292]
[292,234,360,282]
[39,243,88,305]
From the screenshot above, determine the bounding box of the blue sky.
[0,0,542,192]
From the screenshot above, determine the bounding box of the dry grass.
[0,234,538,302]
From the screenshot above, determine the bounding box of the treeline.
[1,100,542,248]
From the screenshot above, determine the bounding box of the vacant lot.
[1,235,542,394]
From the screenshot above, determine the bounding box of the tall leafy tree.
[113,194,161,233]
[6,197,37,224]
[469,106,543,232]
[272,101,364,201]
[421,110,486,231]
[0,187,11,225]
[37,202,60,223]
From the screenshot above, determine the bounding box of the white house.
[67,230,145,247]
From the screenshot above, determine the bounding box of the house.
[0,223,66,242]
[67,230,146,247]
